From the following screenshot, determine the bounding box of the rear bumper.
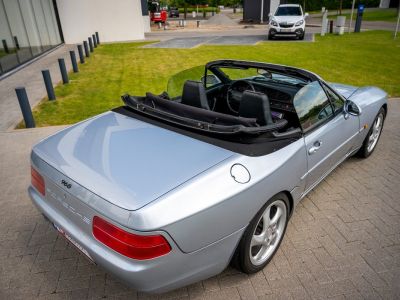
[29,186,243,293]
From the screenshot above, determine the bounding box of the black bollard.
[77,44,85,63]
[42,70,56,100]
[83,40,90,57]
[2,39,9,53]
[92,34,97,48]
[58,58,69,84]
[69,50,79,72]
[95,32,100,44]
[15,87,35,128]
[88,37,94,52]
[13,36,20,50]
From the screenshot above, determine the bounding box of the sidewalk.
[0,45,76,132]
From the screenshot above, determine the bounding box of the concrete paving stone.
[56,276,90,293]
[248,272,272,297]
[237,281,258,300]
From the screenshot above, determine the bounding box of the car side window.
[324,85,344,112]
[294,81,334,131]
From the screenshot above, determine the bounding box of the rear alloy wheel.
[233,193,289,273]
[357,108,385,158]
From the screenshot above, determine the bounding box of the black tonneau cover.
[113,105,301,156]
[115,93,302,156]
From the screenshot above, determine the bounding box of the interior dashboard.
[251,81,298,113]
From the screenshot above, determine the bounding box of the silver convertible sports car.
[29,60,387,293]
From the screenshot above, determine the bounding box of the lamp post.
[349,0,356,33]
[395,3,400,38]
[260,0,265,23]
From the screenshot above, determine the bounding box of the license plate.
[53,223,94,263]
[280,28,293,32]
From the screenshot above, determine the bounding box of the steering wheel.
[226,80,255,114]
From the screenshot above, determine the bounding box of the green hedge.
[287,0,380,12]
[178,7,220,13]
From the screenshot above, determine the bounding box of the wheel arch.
[382,103,388,118]
[281,190,294,217]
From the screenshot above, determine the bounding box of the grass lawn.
[341,8,399,23]
[29,30,400,128]
[310,8,400,22]
[0,50,8,58]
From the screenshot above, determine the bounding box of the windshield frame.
[205,60,318,83]
[210,66,308,87]
[204,60,316,89]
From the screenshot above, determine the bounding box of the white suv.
[268,4,308,40]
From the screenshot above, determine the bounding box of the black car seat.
[181,80,210,110]
[239,90,273,126]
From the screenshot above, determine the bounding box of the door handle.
[308,140,322,155]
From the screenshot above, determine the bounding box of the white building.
[0,0,147,75]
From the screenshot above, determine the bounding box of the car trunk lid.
[33,111,234,211]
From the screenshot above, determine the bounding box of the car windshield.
[167,65,204,98]
[167,65,308,98]
[275,6,302,16]
[217,67,307,86]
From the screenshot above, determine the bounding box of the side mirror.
[344,100,362,119]
[268,13,272,18]
[304,12,309,18]
[201,74,221,87]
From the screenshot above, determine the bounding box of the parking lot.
[0,99,399,299]
[143,33,314,48]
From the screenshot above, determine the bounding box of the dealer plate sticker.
[53,223,94,263]
[280,29,292,32]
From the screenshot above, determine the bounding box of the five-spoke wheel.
[232,193,289,273]
[249,200,287,266]
[357,107,386,158]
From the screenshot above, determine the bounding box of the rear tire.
[356,107,385,158]
[232,193,289,273]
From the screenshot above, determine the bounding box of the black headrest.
[239,91,273,126]
[181,80,210,110]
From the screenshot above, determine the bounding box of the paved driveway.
[0,100,399,299]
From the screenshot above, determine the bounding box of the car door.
[321,83,360,167]
[294,81,359,192]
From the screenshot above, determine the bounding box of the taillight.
[31,167,45,196]
[92,216,171,260]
